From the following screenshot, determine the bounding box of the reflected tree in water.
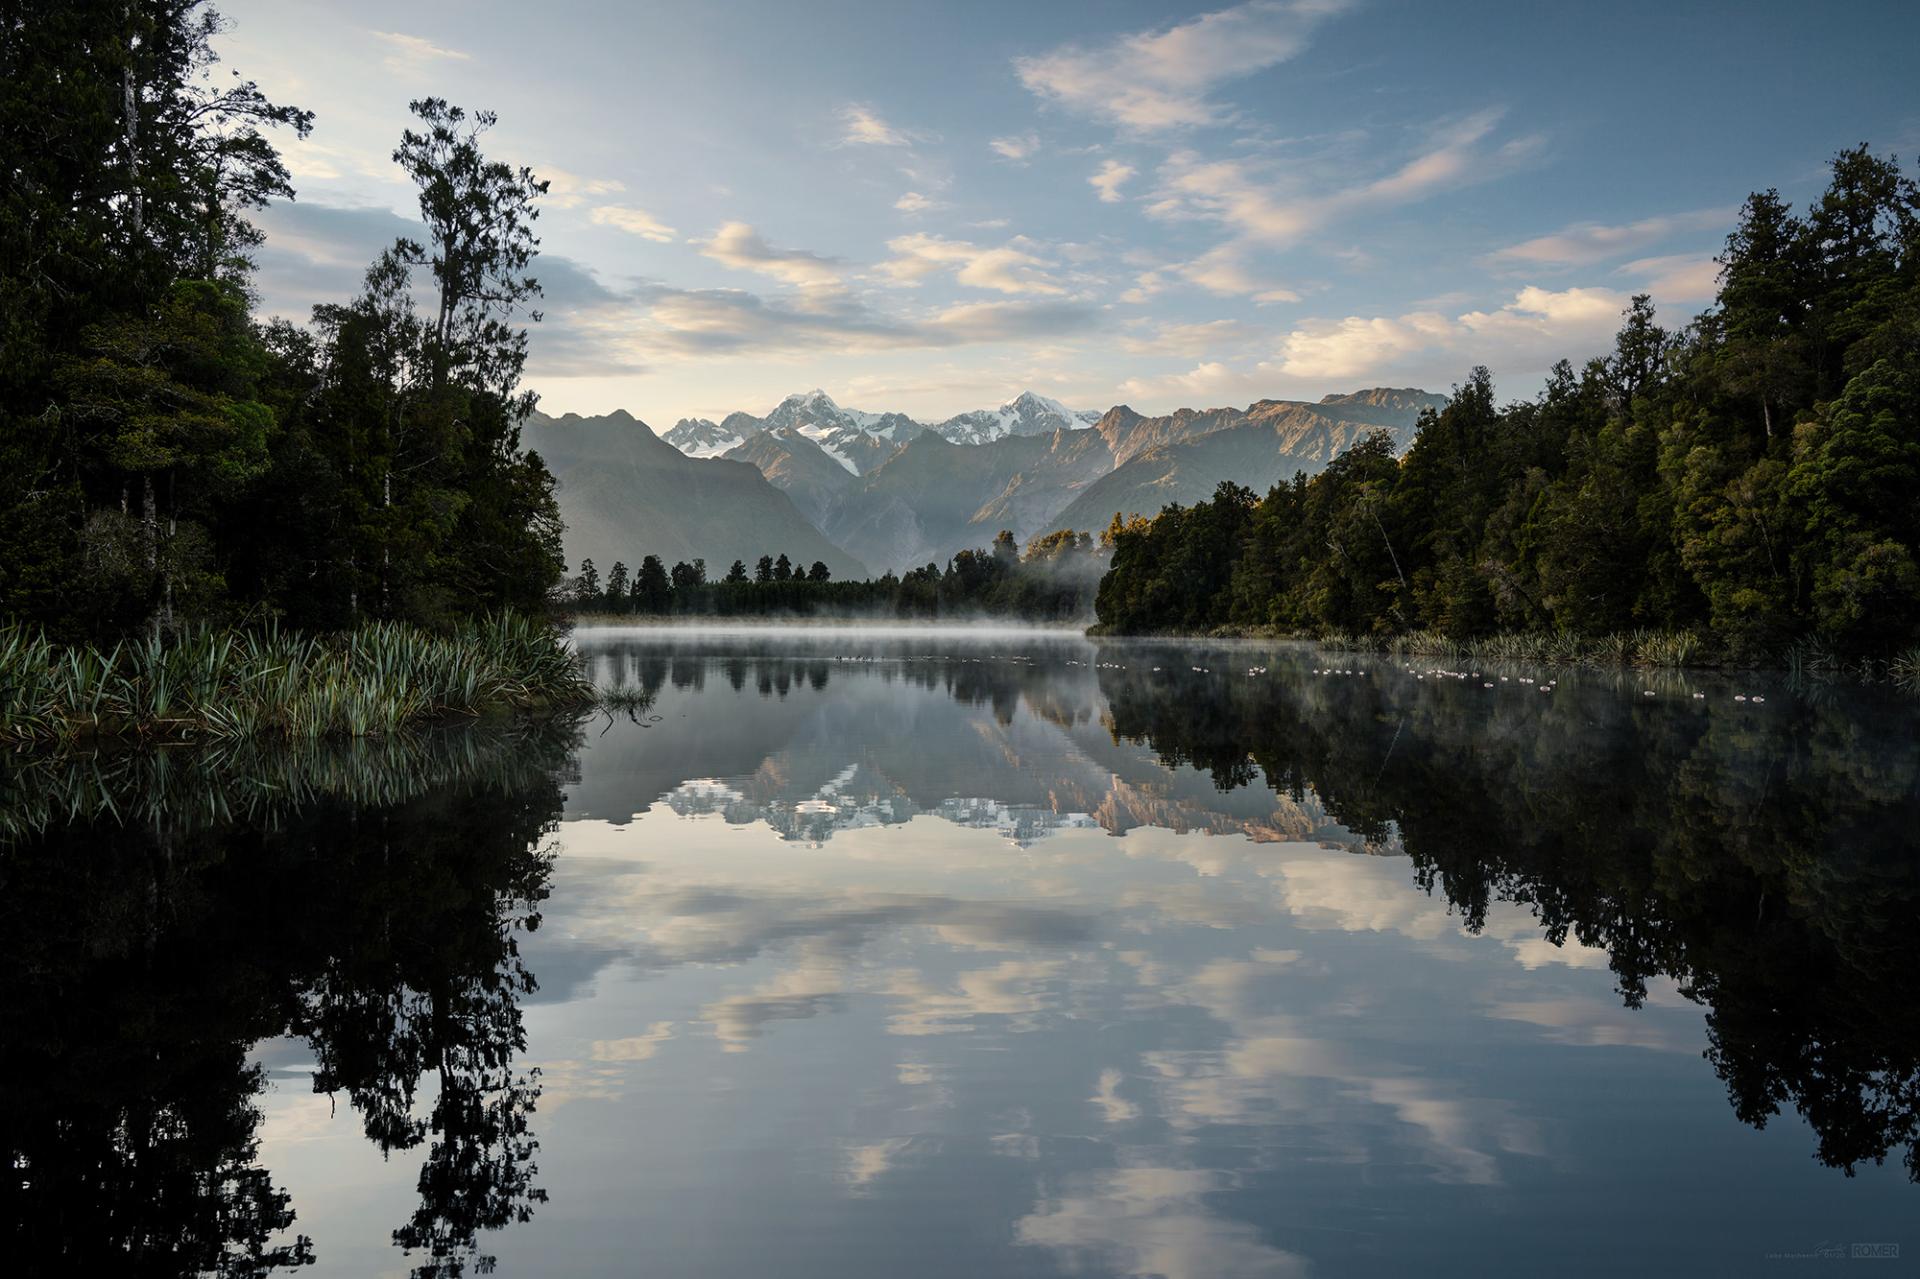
[0,724,574,1275]
[1097,650,1920,1181]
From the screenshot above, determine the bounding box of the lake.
[5,625,1917,1277]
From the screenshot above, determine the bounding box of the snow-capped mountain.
[662,389,1100,470]
[661,417,744,458]
[636,385,1442,574]
[928,391,1101,446]
[762,389,922,441]
[706,390,925,476]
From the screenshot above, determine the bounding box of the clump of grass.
[0,612,594,748]
[1893,646,1920,694]
[1316,630,1385,654]
[1314,627,1709,670]
[1630,630,1699,668]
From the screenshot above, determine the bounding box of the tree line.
[577,529,1106,621]
[1095,147,1920,662]
[2,3,565,640]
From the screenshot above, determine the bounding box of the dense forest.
[572,528,1105,622]
[1,3,565,640]
[1096,148,1920,662]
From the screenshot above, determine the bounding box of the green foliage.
[1,7,565,638]
[0,613,591,746]
[1096,148,1920,661]
[580,529,1108,622]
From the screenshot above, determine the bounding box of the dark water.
[4,627,1918,1277]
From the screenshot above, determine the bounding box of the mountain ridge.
[610,386,1445,575]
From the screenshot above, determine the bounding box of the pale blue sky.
[223,0,1920,423]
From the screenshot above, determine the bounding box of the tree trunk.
[142,474,158,638]
[122,25,142,243]
[381,467,392,616]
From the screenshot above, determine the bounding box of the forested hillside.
[1096,148,1920,661]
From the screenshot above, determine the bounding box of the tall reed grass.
[0,613,593,747]
[1316,628,1704,669]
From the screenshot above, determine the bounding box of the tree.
[604,560,629,611]
[1605,294,1670,412]
[807,561,830,582]
[573,558,598,606]
[773,554,792,583]
[632,555,670,613]
[755,555,774,584]
[1787,358,1920,648]
[0,2,309,634]
[725,559,748,584]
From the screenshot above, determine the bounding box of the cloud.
[1119,319,1246,357]
[839,103,914,147]
[1174,243,1299,302]
[590,205,677,242]
[1090,1067,1140,1124]
[697,221,844,290]
[1150,109,1509,248]
[878,232,1066,295]
[991,133,1041,162]
[369,30,470,72]
[1090,159,1136,203]
[1125,111,1516,305]
[250,199,1102,381]
[1016,1166,1312,1279]
[1015,0,1353,133]
[1276,285,1631,380]
[1486,207,1731,268]
[1116,362,1247,403]
[589,1022,677,1062]
[1617,253,1721,302]
[543,167,627,209]
[894,191,940,214]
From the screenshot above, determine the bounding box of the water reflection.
[0,724,577,1276]
[5,629,1917,1275]
[541,630,1917,1275]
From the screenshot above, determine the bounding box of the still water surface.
[5,626,1917,1277]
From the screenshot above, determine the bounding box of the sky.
[219,0,1920,426]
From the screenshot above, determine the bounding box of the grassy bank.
[0,613,595,747]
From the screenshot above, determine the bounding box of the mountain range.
[521,410,870,579]
[531,386,1444,578]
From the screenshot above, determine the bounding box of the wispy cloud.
[1120,319,1247,357]
[1617,253,1721,301]
[590,205,676,242]
[543,167,627,209]
[1090,159,1136,203]
[894,191,942,214]
[991,133,1041,162]
[698,222,844,289]
[1015,0,1354,133]
[369,30,470,73]
[1149,110,1512,248]
[1132,110,1523,301]
[1486,208,1732,268]
[878,232,1066,296]
[839,103,915,147]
